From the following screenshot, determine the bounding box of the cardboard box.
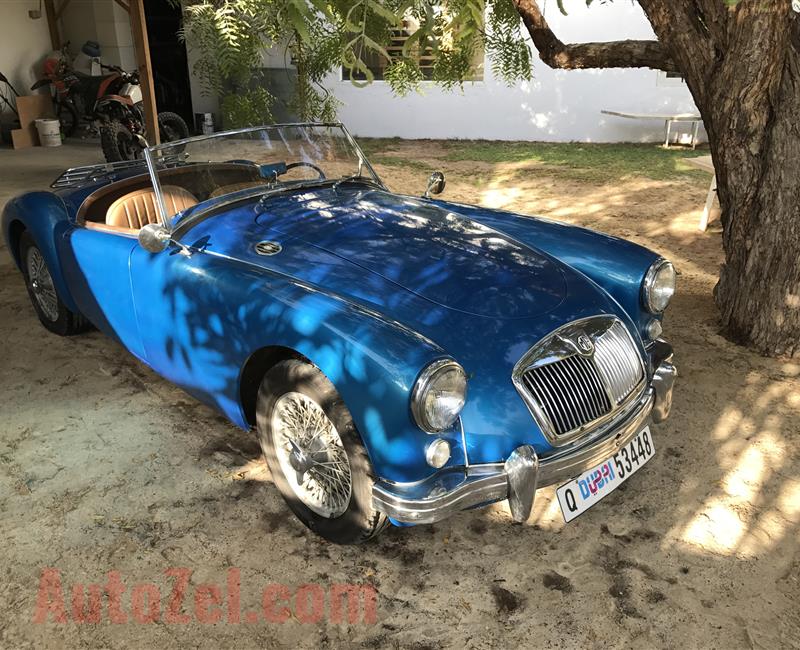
[10,94,56,149]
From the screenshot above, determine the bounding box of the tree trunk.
[640,1,800,357]
[514,0,800,356]
[712,51,800,356]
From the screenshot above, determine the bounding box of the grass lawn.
[359,138,710,184]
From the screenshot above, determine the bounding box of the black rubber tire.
[256,359,388,544]
[157,111,189,144]
[19,232,90,336]
[100,121,141,162]
[57,100,79,138]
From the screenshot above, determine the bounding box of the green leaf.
[361,34,391,60]
[401,26,424,57]
[344,2,366,32]
[365,0,403,25]
[286,3,311,41]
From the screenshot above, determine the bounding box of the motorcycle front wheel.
[57,101,79,138]
[100,121,142,162]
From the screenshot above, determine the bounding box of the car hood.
[252,188,567,319]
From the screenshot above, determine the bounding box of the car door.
[58,226,146,361]
[128,239,254,422]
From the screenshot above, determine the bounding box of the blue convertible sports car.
[2,123,676,543]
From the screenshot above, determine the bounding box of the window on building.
[342,19,483,82]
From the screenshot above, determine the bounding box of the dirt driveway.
[0,142,798,649]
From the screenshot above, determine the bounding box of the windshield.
[144,123,381,225]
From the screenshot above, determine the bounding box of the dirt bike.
[93,65,189,162]
[32,45,189,162]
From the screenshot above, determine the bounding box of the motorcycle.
[32,44,189,162]
[93,65,189,162]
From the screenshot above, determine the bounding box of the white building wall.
[327,1,701,143]
[59,0,136,71]
[0,2,54,99]
[185,30,220,118]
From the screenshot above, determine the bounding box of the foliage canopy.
[179,0,533,126]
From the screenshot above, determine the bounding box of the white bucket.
[35,118,61,147]
[202,112,214,135]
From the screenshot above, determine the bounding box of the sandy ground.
[0,141,798,649]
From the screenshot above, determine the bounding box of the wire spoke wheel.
[25,247,59,322]
[271,391,352,518]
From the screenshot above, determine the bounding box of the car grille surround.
[512,317,645,445]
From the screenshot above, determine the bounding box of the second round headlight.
[642,259,676,313]
[411,359,467,433]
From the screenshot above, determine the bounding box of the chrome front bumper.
[373,356,676,525]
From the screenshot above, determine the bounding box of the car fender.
[2,192,80,314]
[252,284,465,484]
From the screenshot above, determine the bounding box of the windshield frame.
[143,122,384,230]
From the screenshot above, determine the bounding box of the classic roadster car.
[2,123,676,543]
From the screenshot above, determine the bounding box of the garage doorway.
[144,0,193,129]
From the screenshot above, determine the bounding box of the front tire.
[57,100,79,138]
[19,232,89,336]
[100,121,141,162]
[257,359,388,544]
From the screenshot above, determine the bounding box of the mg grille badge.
[576,333,594,355]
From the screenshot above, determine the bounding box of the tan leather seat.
[105,185,198,230]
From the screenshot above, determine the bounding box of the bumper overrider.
[372,341,677,525]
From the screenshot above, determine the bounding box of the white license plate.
[556,426,655,523]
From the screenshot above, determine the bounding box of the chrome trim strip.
[373,389,654,524]
[458,417,470,468]
[143,147,168,226]
[340,122,385,191]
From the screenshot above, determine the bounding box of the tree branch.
[512,0,676,72]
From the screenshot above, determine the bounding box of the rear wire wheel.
[19,232,90,336]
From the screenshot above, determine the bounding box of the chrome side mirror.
[138,223,170,253]
[423,171,446,198]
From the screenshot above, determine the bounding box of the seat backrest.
[105,185,198,230]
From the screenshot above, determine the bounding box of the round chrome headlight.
[642,259,676,313]
[411,359,467,433]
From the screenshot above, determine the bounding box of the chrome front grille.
[513,317,645,444]
[521,355,612,435]
[593,320,645,404]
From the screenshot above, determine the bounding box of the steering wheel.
[285,161,326,180]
